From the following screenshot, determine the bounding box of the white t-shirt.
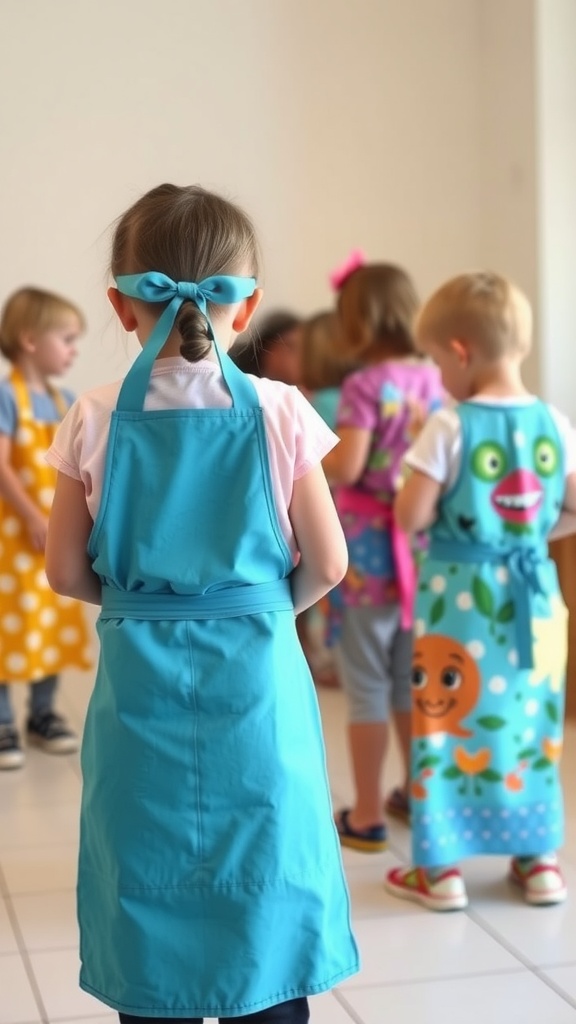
[46,356,338,563]
[405,396,576,489]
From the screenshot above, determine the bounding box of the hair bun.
[175,302,212,363]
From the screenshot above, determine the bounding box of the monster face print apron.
[411,400,566,868]
[77,275,358,1018]
[0,369,91,683]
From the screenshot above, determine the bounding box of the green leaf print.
[429,596,446,626]
[472,576,495,619]
[442,765,463,779]
[479,768,503,782]
[546,701,559,724]
[533,757,552,771]
[496,601,515,624]
[517,747,538,760]
[415,755,442,771]
[476,715,506,731]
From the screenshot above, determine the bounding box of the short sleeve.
[404,408,461,486]
[293,389,339,479]
[0,380,17,437]
[336,371,378,432]
[45,400,83,480]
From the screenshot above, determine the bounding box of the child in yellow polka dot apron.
[0,287,92,769]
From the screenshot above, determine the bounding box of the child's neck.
[13,356,50,393]
[469,359,528,399]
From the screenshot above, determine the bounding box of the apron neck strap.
[114,272,258,412]
[10,367,68,421]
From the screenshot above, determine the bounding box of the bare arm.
[0,434,49,550]
[45,472,101,605]
[394,469,442,534]
[322,426,371,486]
[550,471,576,539]
[289,463,348,615]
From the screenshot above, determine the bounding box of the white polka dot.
[19,592,40,612]
[33,450,47,467]
[536,803,546,814]
[500,809,510,819]
[513,430,526,448]
[60,627,79,645]
[463,830,474,840]
[39,608,57,627]
[38,487,55,509]
[430,575,446,594]
[501,831,511,841]
[42,647,60,666]
[439,836,447,845]
[467,640,485,659]
[537,826,546,836]
[519,829,529,839]
[456,592,473,610]
[495,566,509,585]
[525,699,539,718]
[429,732,447,748]
[415,618,426,637]
[2,614,22,633]
[508,649,519,666]
[31,667,44,680]
[481,809,492,818]
[421,840,430,849]
[35,570,49,589]
[18,467,35,486]
[5,653,26,673]
[25,631,42,651]
[523,728,535,742]
[463,807,473,817]
[421,815,431,825]
[13,553,33,573]
[0,574,16,593]
[15,426,33,446]
[2,517,21,537]
[482,830,492,840]
[447,808,455,818]
[519,807,529,817]
[488,675,507,695]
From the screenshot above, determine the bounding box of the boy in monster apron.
[45,184,359,1022]
[0,286,92,769]
[385,272,576,911]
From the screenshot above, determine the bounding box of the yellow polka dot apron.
[0,369,92,683]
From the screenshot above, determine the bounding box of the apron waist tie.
[100,578,294,620]
[337,487,416,629]
[429,540,548,670]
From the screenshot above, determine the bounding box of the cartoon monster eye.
[471,441,507,482]
[441,667,462,690]
[411,666,427,689]
[534,436,559,478]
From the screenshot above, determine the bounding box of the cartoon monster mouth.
[416,698,456,718]
[491,469,543,524]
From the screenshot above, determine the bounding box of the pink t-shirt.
[46,356,338,563]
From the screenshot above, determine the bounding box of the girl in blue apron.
[45,184,359,1021]
[385,271,576,912]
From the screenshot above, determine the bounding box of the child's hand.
[25,508,49,551]
[405,398,427,441]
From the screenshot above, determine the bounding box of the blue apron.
[411,400,567,868]
[77,323,358,1016]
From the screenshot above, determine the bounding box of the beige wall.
[0,0,571,409]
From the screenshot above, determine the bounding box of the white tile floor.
[2,670,576,1023]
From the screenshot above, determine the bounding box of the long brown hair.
[111,184,260,362]
[337,264,419,361]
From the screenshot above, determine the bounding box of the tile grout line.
[333,987,367,1023]
[0,863,50,1024]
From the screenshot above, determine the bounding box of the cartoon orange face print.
[412,635,482,737]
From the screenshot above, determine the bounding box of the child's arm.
[322,427,371,486]
[0,434,49,551]
[45,472,101,605]
[289,463,348,615]
[394,469,442,534]
[551,471,576,539]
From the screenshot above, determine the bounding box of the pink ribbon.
[336,487,416,629]
[329,249,366,291]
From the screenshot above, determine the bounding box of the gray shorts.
[336,605,413,723]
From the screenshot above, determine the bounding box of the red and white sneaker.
[509,855,567,906]
[385,865,468,911]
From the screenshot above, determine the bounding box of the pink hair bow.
[329,248,366,291]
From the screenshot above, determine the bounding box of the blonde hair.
[415,272,532,360]
[337,263,419,360]
[0,286,85,362]
[300,311,358,391]
[111,183,260,363]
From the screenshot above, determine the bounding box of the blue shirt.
[0,378,74,436]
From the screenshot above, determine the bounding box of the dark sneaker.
[0,724,25,770]
[26,712,78,755]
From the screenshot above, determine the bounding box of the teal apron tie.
[429,539,547,670]
[101,579,293,620]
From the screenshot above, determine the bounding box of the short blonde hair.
[0,286,85,362]
[300,311,358,391]
[415,272,532,360]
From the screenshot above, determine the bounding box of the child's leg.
[0,683,24,770]
[232,996,310,1022]
[27,675,78,754]
[384,626,413,819]
[119,1016,202,1023]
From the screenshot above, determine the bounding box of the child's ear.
[107,287,138,332]
[450,338,470,367]
[232,288,263,334]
